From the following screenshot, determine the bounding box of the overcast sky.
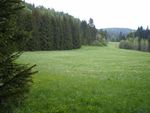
[25,0,150,29]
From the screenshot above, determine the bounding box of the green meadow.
[16,43,150,113]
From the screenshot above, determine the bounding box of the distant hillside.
[103,28,134,34]
[102,28,135,41]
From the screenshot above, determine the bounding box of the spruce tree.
[148,36,150,52]
[0,0,36,113]
[63,16,73,49]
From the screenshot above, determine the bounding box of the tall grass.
[15,43,150,113]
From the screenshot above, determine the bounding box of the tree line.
[0,1,107,113]
[119,26,150,52]
[16,2,106,51]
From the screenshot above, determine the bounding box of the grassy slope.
[16,43,150,113]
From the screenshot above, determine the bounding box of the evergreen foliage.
[119,26,150,52]
[91,30,107,46]
[17,6,82,50]
[15,3,107,51]
[80,19,101,46]
[0,0,36,113]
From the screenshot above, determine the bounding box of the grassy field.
[15,43,150,113]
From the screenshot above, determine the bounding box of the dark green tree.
[80,19,97,45]
[0,0,36,113]
[10,2,102,51]
[88,18,94,27]
[71,19,81,49]
[80,21,89,45]
[136,26,144,50]
[88,18,97,45]
[52,16,61,50]
[148,36,150,52]
[63,16,73,49]
[119,32,126,40]
[15,8,33,50]
[31,8,42,50]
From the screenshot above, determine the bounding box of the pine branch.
[0,64,37,91]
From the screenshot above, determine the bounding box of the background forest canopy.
[119,26,150,52]
[16,2,107,51]
[15,2,150,52]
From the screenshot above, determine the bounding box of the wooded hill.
[103,28,134,41]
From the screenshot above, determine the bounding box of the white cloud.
[24,0,150,29]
